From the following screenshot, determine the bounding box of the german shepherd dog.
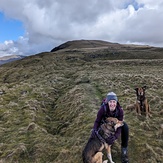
[135,86,151,118]
[82,117,123,163]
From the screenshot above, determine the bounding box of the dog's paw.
[146,115,149,119]
[148,113,152,117]
[104,160,115,163]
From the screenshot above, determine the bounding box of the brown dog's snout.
[138,89,144,96]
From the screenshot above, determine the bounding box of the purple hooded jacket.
[93,101,124,139]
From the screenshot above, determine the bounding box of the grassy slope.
[0,41,162,163]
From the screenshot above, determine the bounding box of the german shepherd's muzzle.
[135,86,151,118]
[82,117,123,163]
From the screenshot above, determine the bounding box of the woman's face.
[108,100,117,111]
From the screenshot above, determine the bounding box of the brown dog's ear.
[142,86,147,90]
[134,88,138,92]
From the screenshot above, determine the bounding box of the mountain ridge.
[50,40,163,60]
[51,39,157,51]
[51,40,122,52]
[0,55,25,65]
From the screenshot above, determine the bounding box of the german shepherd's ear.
[114,121,124,131]
[142,86,147,90]
[119,121,124,126]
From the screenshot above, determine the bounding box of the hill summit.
[51,39,163,59]
[51,40,121,52]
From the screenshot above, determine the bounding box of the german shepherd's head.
[105,117,124,131]
[135,86,147,101]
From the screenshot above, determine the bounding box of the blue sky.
[0,0,163,57]
[0,12,24,42]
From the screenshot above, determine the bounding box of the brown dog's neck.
[137,96,146,108]
[137,95,145,102]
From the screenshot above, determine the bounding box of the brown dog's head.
[135,86,147,99]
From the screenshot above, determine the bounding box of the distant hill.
[0,40,162,163]
[51,40,163,59]
[51,40,121,51]
[0,55,25,65]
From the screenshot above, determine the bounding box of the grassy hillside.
[0,40,162,163]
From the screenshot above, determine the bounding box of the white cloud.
[0,0,163,56]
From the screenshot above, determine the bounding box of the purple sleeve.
[118,106,124,121]
[115,127,122,139]
[115,107,124,139]
[93,106,105,130]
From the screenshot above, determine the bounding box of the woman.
[92,92,129,163]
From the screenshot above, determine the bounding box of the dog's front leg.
[105,144,115,163]
[145,101,149,118]
[136,102,141,116]
[145,106,149,118]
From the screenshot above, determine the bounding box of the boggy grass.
[0,50,162,163]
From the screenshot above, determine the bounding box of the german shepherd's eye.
[111,121,114,125]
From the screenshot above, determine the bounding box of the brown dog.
[82,117,123,163]
[135,86,151,118]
